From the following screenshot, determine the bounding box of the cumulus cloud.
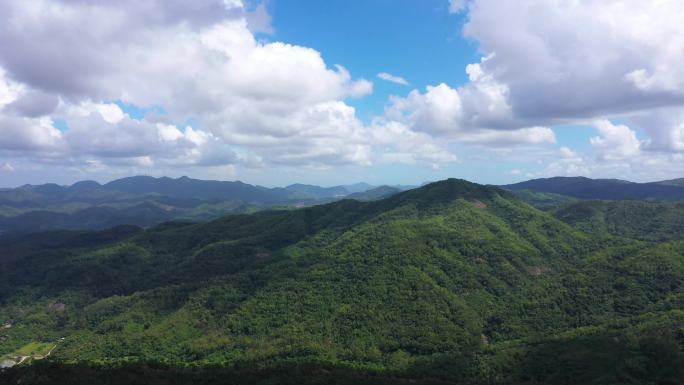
[440,0,684,178]
[453,0,684,165]
[378,72,409,86]
[382,81,554,146]
[629,108,684,153]
[459,127,555,146]
[590,120,642,161]
[0,116,64,152]
[370,120,457,169]
[3,0,684,182]
[0,0,379,173]
[462,0,684,119]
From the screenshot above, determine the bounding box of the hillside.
[552,200,684,241]
[285,183,350,199]
[507,189,577,210]
[346,186,401,201]
[0,177,378,235]
[657,178,684,187]
[1,179,683,384]
[503,176,684,200]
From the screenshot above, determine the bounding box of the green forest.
[1,179,683,384]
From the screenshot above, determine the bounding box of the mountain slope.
[285,183,350,199]
[1,179,683,384]
[503,176,684,200]
[346,186,400,201]
[552,200,684,241]
[0,177,371,234]
[105,176,292,202]
[657,178,684,187]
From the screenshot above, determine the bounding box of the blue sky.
[268,0,477,118]
[1,0,683,187]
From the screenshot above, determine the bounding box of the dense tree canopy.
[1,179,683,384]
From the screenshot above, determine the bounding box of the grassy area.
[0,341,56,367]
[15,342,55,358]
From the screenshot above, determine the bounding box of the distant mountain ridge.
[7,176,388,202]
[345,185,401,201]
[502,176,684,200]
[284,183,350,199]
[5,174,684,236]
[0,176,399,234]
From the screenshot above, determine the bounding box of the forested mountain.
[284,183,350,199]
[551,200,684,242]
[345,186,401,201]
[1,179,683,384]
[658,178,684,187]
[503,176,684,200]
[0,177,382,235]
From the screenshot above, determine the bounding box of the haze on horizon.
[1,0,684,187]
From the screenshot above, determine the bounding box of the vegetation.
[1,179,684,384]
[346,186,401,201]
[552,200,684,241]
[504,176,684,200]
[0,176,385,234]
[509,189,577,210]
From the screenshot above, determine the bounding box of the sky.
[1,0,684,188]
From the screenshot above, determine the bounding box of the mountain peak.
[69,180,102,191]
[384,178,508,208]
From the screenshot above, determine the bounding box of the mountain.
[552,200,684,241]
[105,176,293,202]
[0,203,181,234]
[657,178,684,187]
[284,183,381,199]
[284,183,350,199]
[503,176,684,200]
[508,189,577,210]
[341,182,376,193]
[0,177,380,235]
[1,178,683,384]
[346,185,400,201]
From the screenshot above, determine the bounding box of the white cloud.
[590,119,642,161]
[95,103,126,125]
[2,0,684,182]
[370,120,457,169]
[387,84,462,134]
[383,81,553,146]
[540,138,684,183]
[459,127,555,146]
[457,0,684,152]
[438,0,684,177]
[244,3,274,34]
[0,0,378,173]
[0,68,23,107]
[0,116,64,152]
[157,123,185,142]
[558,146,577,159]
[378,72,409,86]
[628,108,684,153]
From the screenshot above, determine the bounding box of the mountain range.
[0,177,405,235]
[502,176,684,200]
[1,178,683,384]
[4,174,684,236]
